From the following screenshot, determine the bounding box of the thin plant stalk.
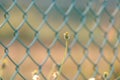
[47,64,56,80]
[57,32,70,80]
[48,40,69,80]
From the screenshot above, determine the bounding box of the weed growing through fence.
[56,32,71,80]
[31,32,71,80]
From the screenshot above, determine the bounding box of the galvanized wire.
[0,0,120,80]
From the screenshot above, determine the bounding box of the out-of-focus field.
[0,41,120,80]
[0,0,120,80]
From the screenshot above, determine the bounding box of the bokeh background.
[0,0,120,80]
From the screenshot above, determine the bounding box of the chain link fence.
[0,0,120,80]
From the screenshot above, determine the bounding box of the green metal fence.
[0,0,120,80]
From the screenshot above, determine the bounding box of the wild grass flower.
[56,32,71,80]
[64,32,71,40]
[32,69,40,80]
[103,72,109,80]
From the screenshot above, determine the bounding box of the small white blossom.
[32,74,40,80]
[88,77,95,80]
[52,71,59,80]
[32,70,40,80]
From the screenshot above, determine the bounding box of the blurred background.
[0,0,120,80]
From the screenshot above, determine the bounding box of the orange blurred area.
[0,41,120,79]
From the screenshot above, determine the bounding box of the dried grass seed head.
[64,32,71,40]
[103,72,109,79]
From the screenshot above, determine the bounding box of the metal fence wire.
[0,0,120,80]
